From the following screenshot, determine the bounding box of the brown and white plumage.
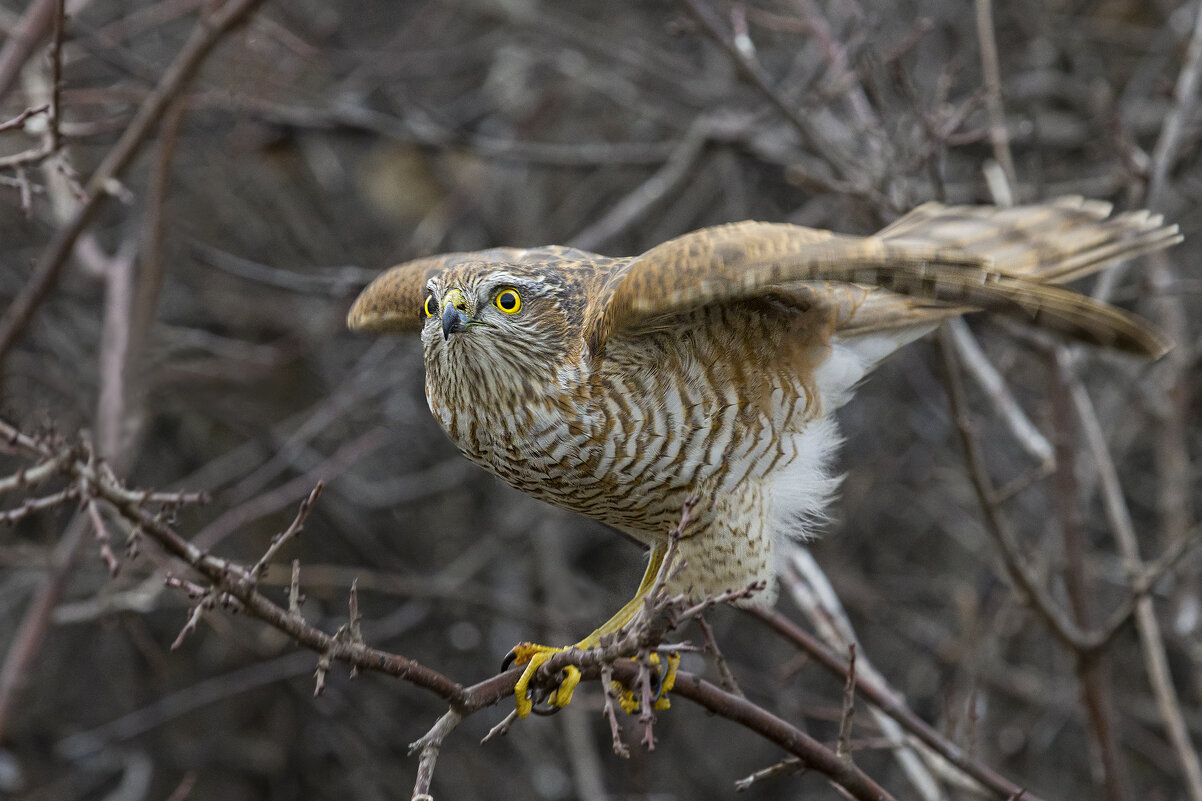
[348,198,1177,669]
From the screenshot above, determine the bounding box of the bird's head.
[348,248,606,406]
[422,264,582,404]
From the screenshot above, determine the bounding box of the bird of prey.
[347,197,1177,716]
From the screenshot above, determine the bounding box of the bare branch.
[599,659,630,758]
[0,0,270,370]
[0,104,49,133]
[836,644,857,763]
[251,482,324,579]
[84,496,120,577]
[1071,376,1202,801]
[974,0,1018,199]
[408,709,463,800]
[1147,1,1202,209]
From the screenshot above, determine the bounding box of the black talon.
[648,660,665,700]
[521,667,574,715]
[501,650,518,672]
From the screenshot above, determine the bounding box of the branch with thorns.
[0,414,1048,801]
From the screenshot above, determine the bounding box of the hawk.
[347,197,1178,716]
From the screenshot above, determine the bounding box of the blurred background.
[0,0,1199,799]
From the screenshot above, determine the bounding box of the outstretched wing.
[583,199,1176,359]
[347,249,531,333]
[877,196,1178,284]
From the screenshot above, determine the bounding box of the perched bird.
[348,197,1177,716]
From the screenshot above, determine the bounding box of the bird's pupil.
[501,293,516,309]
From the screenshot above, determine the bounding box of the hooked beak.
[441,288,471,341]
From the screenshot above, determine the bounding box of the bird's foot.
[615,651,680,714]
[503,642,583,718]
[502,643,680,718]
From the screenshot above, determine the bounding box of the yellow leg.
[507,544,668,717]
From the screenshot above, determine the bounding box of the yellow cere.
[494,288,522,314]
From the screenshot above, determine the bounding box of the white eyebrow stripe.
[486,271,547,287]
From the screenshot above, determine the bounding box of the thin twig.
[47,0,64,154]
[695,614,742,697]
[0,0,270,370]
[407,709,463,799]
[974,0,1018,198]
[1147,0,1202,210]
[0,487,76,522]
[734,756,804,792]
[946,319,1053,467]
[569,117,713,252]
[599,660,630,758]
[0,103,49,133]
[288,559,303,616]
[0,516,88,741]
[0,0,57,102]
[480,709,519,744]
[170,592,209,651]
[1070,377,1202,801]
[670,671,898,801]
[780,547,957,801]
[936,330,1095,651]
[1047,349,1131,801]
[84,496,120,576]
[836,644,857,763]
[0,454,65,492]
[748,605,1048,801]
[251,482,324,578]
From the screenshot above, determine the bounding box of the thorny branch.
[0,417,900,801]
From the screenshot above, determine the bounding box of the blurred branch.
[190,241,379,297]
[0,0,56,102]
[780,545,968,801]
[1047,350,1132,801]
[938,329,1096,650]
[974,0,1018,200]
[671,671,896,801]
[0,103,49,133]
[1070,373,1202,801]
[190,426,389,549]
[1146,0,1202,210]
[677,0,852,181]
[946,319,1053,466]
[569,116,713,252]
[0,0,269,372]
[0,516,86,743]
[750,603,1044,801]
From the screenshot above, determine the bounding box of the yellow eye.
[423,293,436,318]
[493,288,522,314]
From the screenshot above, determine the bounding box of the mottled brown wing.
[584,201,1176,358]
[877,196,1180,283]
[347,249,531,333]
[836,196,1181,341]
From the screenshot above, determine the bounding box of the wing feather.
[585,206,1174,359]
